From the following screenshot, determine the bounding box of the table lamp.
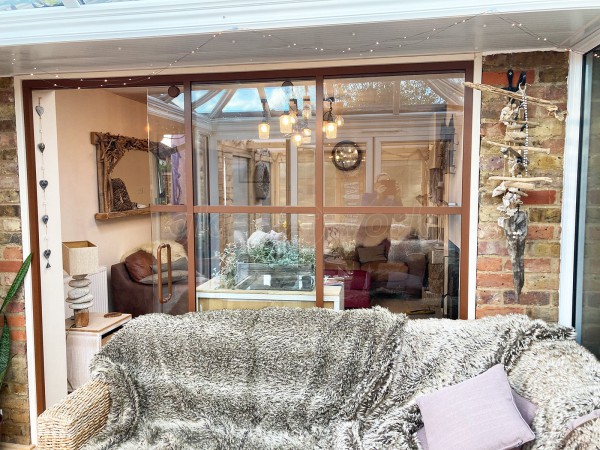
[62,241,99,327]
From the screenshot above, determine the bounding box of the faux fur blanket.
[83,308,595,450]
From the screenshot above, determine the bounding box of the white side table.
[65,312,132,391]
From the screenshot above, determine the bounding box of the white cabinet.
[65,312,132,391]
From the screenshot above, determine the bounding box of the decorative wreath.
[254,161,271,200]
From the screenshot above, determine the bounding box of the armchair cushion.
[123,250,153,282]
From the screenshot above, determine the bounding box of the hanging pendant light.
[324,98,337,139]
[336,115,344,127]
[280,112,292,134]
[258,121,270,140]
[293,131,303,145]
[302,95,311,120]
[259,98,270,139]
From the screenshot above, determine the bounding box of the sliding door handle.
[156,243,173,304]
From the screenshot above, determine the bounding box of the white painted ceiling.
[1,0,600,77]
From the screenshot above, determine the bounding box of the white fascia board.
[1,0,600,46]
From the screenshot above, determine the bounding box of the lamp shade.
[62,241,99,276]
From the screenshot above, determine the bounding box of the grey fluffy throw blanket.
[83,308,593,450]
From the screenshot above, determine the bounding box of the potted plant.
[218,234,315,291]
[0,254,32,430]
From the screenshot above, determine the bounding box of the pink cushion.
[415,364,535,450]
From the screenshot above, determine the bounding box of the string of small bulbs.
[20,10,567,91]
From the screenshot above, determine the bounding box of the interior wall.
[55,89,151,271]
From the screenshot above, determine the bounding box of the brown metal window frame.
[22,60,473,413]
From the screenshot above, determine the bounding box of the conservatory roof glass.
[1,0,142,11]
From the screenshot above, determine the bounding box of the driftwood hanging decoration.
[504,210,528,298]
[465,70,563,301]
[464,81,567,121]
[91,132,172,215]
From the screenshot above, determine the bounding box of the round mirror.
[331,140,362,171]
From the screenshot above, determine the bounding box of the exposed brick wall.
[476,52,568,321]
[0,77,30,444]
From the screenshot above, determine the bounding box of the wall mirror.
[92,131,174,219]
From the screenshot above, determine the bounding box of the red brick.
[478,225,503,240]
[521,190,557,205]
[546,138,565,155]
[477,257,503,272]
[0,260,21,272]
[5,301,24,313]
[504,257,552,273]
[477,241,508,256]
[476,273,514,288]
[8,329,26,342]
[526,225,555,240]
[476,290,503,305]
[504,290,550,305]
[5,315,25,328]
[481,70,536,87]
[476,305,526,318]
[2,246,22,260]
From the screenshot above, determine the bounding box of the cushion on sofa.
[139,270,188,285]
[357,244,387,263]
[152,257,188,273]
[416,388,538,450]
[416,364,535,450]
[124,250,154,282]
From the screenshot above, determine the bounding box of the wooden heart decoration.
[39,180,48,190]
[35,105,44,117]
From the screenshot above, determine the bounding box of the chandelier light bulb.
[325,121,337,139]
[279,113,292,134]
[293,132,303,145]
[258,121,270,140]
[302,127,312,137]
[336,115,344,127]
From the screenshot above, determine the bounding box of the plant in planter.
[218,233,315,290]
[0,254,32,425]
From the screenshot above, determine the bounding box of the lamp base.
[74,308,89,328]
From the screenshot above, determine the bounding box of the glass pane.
[192,80,316,206]
[577,48,600,358]
[323,74,464,208]
[147,85,186,205]
[324,214,461,318]
[150,211,190,315]
[194,213,338,310]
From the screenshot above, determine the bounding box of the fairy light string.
[21,10,564,90]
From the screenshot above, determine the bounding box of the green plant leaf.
[0,315,10,384]
[1,253,32,314]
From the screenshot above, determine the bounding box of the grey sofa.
[37,308,599,449]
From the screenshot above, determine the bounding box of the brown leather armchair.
[111,262,189,317]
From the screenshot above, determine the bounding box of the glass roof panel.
[191,89,209,103]
[195,90,225,115]
[222,88,262,113]
[1,0,142,11]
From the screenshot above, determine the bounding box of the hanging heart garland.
[43,249,51,268]
[37,98,51,269]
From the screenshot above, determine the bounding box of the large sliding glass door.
[575,48,600,358]
[184,67,470,317]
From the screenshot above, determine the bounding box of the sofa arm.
[38,379,111,449]
[508,340,600,449]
